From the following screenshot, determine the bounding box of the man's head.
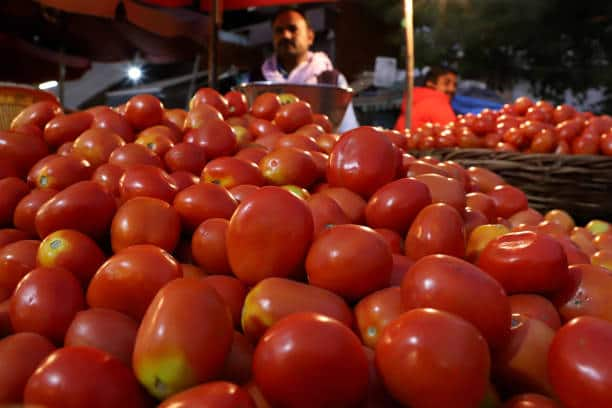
[424,66,458,98]
[271,8,314,64]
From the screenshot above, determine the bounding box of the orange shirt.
[394,87,457,131]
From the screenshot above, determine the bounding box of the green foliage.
[357,0,612,113]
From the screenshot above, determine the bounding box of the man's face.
[272,10,314,60]
[427,73,458,98]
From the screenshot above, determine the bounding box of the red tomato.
[319,186,367,224]
[170,170,199,191]
[91,163,124,197]
[315,132,340,154]
[119,164,178,203]
[202,275,247,329]
[164,142,208,174]
[328,127,398,198]
[509,294,561,330]
[11,101,61,130]
[0,332,55,404]
[600,131,612,156]
[489,184,528,218]
[10,266,84,343]
[278,131,322,152]
[241,277,353,343]
[124,94,164,130]
[0,240,40,301]
[108,143,164,169]
[173,182,237,232]
[91,107,135,142]
[0,177,30,227]
[509,208,545,228]
[477,231,569,295]
[25,346,147,408]
[0,229,31,249]
[184,104,224,129]
[259,147,319,188]
[306,224,392,301]
[234,145,269,165]
[229,184,260,204]
[312,113,333,133]
[134,126,175,156]
[191,218,232,275]
[43,111,94,147]
[374,228,403,254]
[405,202,466,261]
[220,331,254,385]
[87,245,181,321]
[306,193,350,236]
[202,156,265,189]
[13,189,56,237]
[159,381,255,408]
[184,119,238,159]
[467,166,506,193]
[64,308,138,367]
[133,278,233,399]
[274,101,313,133]
[558,264,612,323]
[354,287,401,349]
[37,229,106,286]
[390,253,414,286]
[226,187,313,285]
[376,308,490,408]
[402,254,511,349]
[548,316,612,407]
[414,172,466,213]
[72,128,126,168]
[29,154,92,190]
[111,196,180,253]
[190,87,230,117]
[0,130,49,178]
[502,393,561,408]
[35,180,117,241]
[250,93,281,121]
[253,312,369,408]
[365,178,432,234]
[225,90,249,117]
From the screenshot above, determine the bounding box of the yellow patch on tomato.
[135,351,195,400]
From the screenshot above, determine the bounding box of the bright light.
[38,80,58,90]
[126,66,143,81]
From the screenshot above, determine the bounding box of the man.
[255,7,359,132]
[394,66,458,131]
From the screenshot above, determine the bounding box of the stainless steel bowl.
[236,81,353,130]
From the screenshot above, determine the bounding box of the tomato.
[119,164,178,203]
[314,132,340,154]
[0,332,55,404]
[184,119,238,159]
[0,177,30,227]
[29,155,92,190]
[364,178,432,234]
[181,263,206,278]
[259,147,319,188]
[35,180,117,241]
[72,128,126,168]
[173,182,237,232]
[467,166,506,193]
[91,163,124,197]
[11,100,61,130]
[163,109,186,133]
[548,316,612,407]
[190,87,230,117]
[405,202,466,261]
[202,156,265,189]
[374,228,403,254]
[12,189,55,237]
[354,287,401,349]
[466,192,497,223]
[219,331,254,385]
[229,184,260,204]
[159,381,255,408]
[191,218,231,275]
[25,346,147,408]
[306,224,392,301]
[43,111,94,147]
[273,101,313,133]
[108,143,164,169]
[91,107,135,142]
[64,308,138,367]
[0,240,40,302]
[87,245,181,321]
[600,131,612,156]
[277,132,322,152]
[226,187,313,285]
[509,208,545,228]
[558,264,612,323]
[305,193,350,236]
[201,275,247,329]
[509,294,561,330]
[124,94,164,130]
[111,197,180,253]
[0,229,31,249]
[10,266,84,343]
[133,278,233,399]
[225,90,249,117]
[241,277,353,343]
[251,93,281,121]
[170,170,199,191]
[134,126,175,157]
[253,312,368,408]
[184,104,224,130]
[319,186,367,224]
[488,185,528,219]
[0,159,19,179]
[328,127,398,198]
[407,160,450,178]
[376,308,490,408]
[502,393,561,408]
[0,130,49,178]
[477,231,569,295]
[164,142,208,174]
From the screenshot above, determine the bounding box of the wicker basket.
[411,148,612,223]
[0,83,59,130]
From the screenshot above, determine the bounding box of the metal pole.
[186,53,201,107]
[403,0,414,130]
[208,0,221,89]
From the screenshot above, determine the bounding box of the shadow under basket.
[0,83,59,131]
[411,148,612,224]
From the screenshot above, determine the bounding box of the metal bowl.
[236,81,353,130]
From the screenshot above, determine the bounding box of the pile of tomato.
[1,88,612,407]
[408,96,612,155]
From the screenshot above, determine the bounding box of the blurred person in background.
[395,66,458,131]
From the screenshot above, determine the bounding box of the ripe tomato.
[72,128,126,168]
[191,218,232,275]
[509,294,561,330]
[202,157,265,189]
[0,332,55,404]
[169,171,199,191]
[173,182,238,232]
[25,346,148,408]
[274,101,313,133]
[259,147,319,188]
[184,119,238,159]
[108,143,164,169]
[0,239,40,301]
[201,275,247,329]
[548,316,612,407]
[0,177,30,227]
[251,93,281,121]
[124,94,164,130]
[319,186,367,224]
[29,155,92,191]
[164,142,208,174]
[159,381,255,408]
[253,312,369,408]
[220,331,254,385]
[184,104,224,129]
[306,193,350,236]
[354,287,401,349]
[92,163,124,198]
[467,166,506,193]
[488,184,528,219]
[10,266,84,344]
[0,130,49,178]
[226,187,313,285]
[111,196,181,253]
[225,90,249,117]
[134,126,175,157]
[0,229,31,249]
[119,164,178,203]
[502,393,561,408]
[87,245,181,321]
[133,278,233,399]
[190,87,230,117]
[13,188,58,237]
[376,308,490,408]
[306,224,392,301]
[43,111,93,147]
[558,264,612,323]
[277,132,322,152]
[11,100,61,130]
[64,308,138,367]
[91,107,135,142]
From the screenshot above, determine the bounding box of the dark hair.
[271,7,312,29]
[424,66,457,84]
